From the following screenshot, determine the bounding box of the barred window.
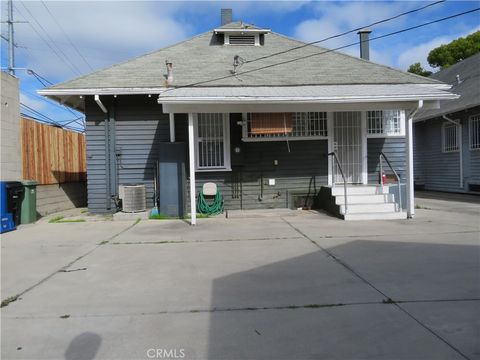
[470,115,480,150]
[195,113,231,171]
[367,110,404,136]
[442,122,459,153]
[244,112,328,140]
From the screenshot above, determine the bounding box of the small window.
[469,115,480,150]
[244,112,328,140]
[442,122,459,153]
[367,110,404,137]
[195,113,231,171]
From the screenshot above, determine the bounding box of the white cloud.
[12,1,193,80]
[397,26,480,71]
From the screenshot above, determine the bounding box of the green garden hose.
[197,190,224,215]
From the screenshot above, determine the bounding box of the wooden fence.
[21,118,87,185]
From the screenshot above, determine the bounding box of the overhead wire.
[246,0,447,64]
[15,2,82,76]
[40,1,94,71]
[160,7,480,92]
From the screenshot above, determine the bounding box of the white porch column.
[406,115,414,218]
[169,113,175,142]
[406,100,422,218]
[188,113,197,225]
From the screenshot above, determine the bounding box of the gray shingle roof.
[47,28,441,91]
[415,53,480,120]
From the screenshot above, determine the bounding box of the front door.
[333,112,363,184]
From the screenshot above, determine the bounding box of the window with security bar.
[367,110,404,137]
[244,112,328,140]
[442,122,459,153]
[195,113,231,171]
[470,115,480,150]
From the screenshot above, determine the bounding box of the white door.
[333,112,363,184]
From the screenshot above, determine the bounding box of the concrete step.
[335,194,394,205]
[344,211,407,221]
[340,203,397,214]
[331,185,388,196]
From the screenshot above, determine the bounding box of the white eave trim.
[214,28,271,34]
[158,94,458,104]
[38,87,168,96]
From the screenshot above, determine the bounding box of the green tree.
[427,31,480,69]
[407,62,432,77]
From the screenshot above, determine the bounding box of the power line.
[40,1,94,71]
[15,2,82,76]
[247,0,447,64]
[161,7,480,92]
[20,104,84,132]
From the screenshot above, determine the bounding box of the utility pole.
[7,0,15,75]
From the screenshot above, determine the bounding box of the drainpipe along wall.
[406,100,423,218]
[95,95,117,211]
[442,114,463,189]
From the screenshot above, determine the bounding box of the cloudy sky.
[1,0,479,131]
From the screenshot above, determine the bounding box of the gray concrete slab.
[1,239,382,317]
[1,304,465,360]
[113,216,302,244]
[1,195,479,360]
[1,221,135,299]
[401,300,480,360]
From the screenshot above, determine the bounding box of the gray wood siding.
[414,106,480,193]
[115,96,170,208]
[85,97,109,213]
[85,95,169,213]
[367,138,406,184]
[176,115,328,210]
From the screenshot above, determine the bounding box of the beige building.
[1,72,22,181]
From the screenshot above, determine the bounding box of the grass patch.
[59,314,70,319]
[1,295,19,308]
[184,213,210,219]
[57,219,86,223]
[134,218,141,225]
[149,213,177,220]
[415,204,431,210]
[49,216,86,223]
[99,240,109,245]
[48,216,64,223]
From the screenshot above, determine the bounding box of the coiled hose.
[197,190,224,215]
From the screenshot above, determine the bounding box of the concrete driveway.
[1,194,479,360]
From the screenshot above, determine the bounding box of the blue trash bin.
[1,181,24,233]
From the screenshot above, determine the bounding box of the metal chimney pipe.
[357,28,372,60]
[166,60,173,84]
[221,8,232,26]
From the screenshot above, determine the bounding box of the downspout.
[94,94,108,114]
[442,115,463,189]
[169,113,175,142]
[95,95,111,210]
[406,100,423,219]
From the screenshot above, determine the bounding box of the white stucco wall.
[1,72,22,181]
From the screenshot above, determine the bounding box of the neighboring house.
[39,10,457,222]
[414,53,480,194]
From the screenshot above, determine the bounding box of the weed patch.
[1,295,19,308]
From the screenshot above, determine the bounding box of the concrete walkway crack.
[0,219,141,308]
[281,217,472,360]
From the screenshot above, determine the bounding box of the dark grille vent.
[229,35,255,45]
